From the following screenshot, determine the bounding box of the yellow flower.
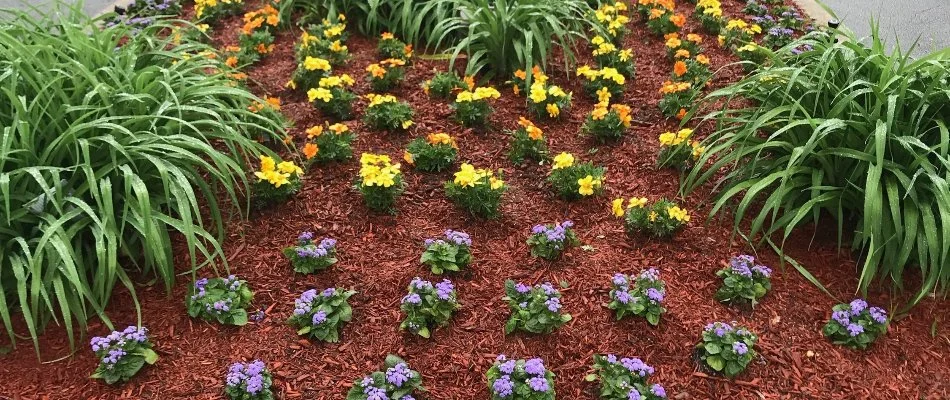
[381,32,395,40]
[686,33,703,44]
[366,63,386,78]
[591,35,605,45]
[453,163,479,187]
[285,79,297,90]
[518,117,544,140]
[427,132,456,147]
[628,197,648,208]
[696,54,710,65]
[303,143,318,160]
[456,91,474,102]
[691,140,706,159]
[591,102,609,120]
[575,175,602,196]
[665,37,682,49]
[306,125,324,138]
[303,56,331,71]
[307,88,333,103]
[649,211,658,222]
[330,40,347,52]
[367,93,397,107]
[529,82,548,104]
[612,198,625,217]
[667,206,690,222]
[489,177,505,190]
[403,150,415,165]
[277,161,303,175]
[552,152,574,170]
[259,155,276,173]
[401,120,414,129]
[473,86,501,100]
[329,123,349,134]
[546,103,560,118]
[619,49,633,62]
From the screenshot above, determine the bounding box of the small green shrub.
[404,133,459,172]
[363,94,414,132]
[287,288,355,342]
[617,198,689,238]
[503,280,572,334]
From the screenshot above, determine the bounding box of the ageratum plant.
[186,276,254,326]
[287,288,355,343]
[548,152,605,200]
[586,354,667,400]
[0,9,284,347]
[822,299,888,350]
[503,280,572,334]
[445,164,507,218]
[421,230,473,274]
[527,221,580,260]
[404,133,459,172]
[487,355,556,400]
[715,255,772,306]
[683,27,950,304]
[607,269,667,326]
[347,355,426,400]
[282,232,338,274]
[225,360,273,400]
[696,322,758,378]
[400,278,460,338]
[509,117,549,165]
[90,326,158,384]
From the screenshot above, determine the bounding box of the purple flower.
[246,375,264,394]
[606,354,617,364]
[832,310,851,326]
[445,229,472,246]
[402,293,422,305]
[612,273,629,287]
[732,342,749,355]
[561,220,574,228]
[527,376,550,392]
[639,268,660,282]
[849,299,868,315]
[298,231,314,241]
[751,265,772,277]
[319,237,337,249]
[620,357,654,377]
[515,283,531,294]
[531,225,545,234]
[614,290,632,304]
[312,310,327,325]
[435,279,455,301]
[491,375,514,397]
[544,297,561,312]
[385,363,413,387]
[539,283,556,296]
[869,307,888,324]
[498,360,515,374]
[524,358,546,375]
[424,238,435,247]
[322,288,337,297]
[651,384,667,398]
[846,323,864,337]
[627,388,642,400]
[646,288,665,303]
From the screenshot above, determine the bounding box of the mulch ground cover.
[1,0,949,399]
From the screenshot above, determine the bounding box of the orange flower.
[367,64,386,78]
[267,14,279,26]
[649,8,664,19]
[514,69,527,80]
[673,61,687,77]
[671,14,686,28]
[303,143,318,159]
[676,108,687,120]
[403,44,413,58]
[696,54,710,65]
[225,56,238,68]
[265,96,281,110]
[464,75,475,91]
[306,125,324,139]
[675,49,691,59]
[513,85,520,95]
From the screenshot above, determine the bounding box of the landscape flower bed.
[2,0,949,399]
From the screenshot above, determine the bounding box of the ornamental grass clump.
[503,280,572,334]
[656,128,705,169]
[591,36,636,79]
[356,153,405,214]
[366,58,407,91]
[509,117,549,165]
[527,221,580,260]
[347,355,426,400]
[252,156,304,208]
[607,269,667,326]
[583,101,633,143]
[283,232,338,274]
[377,32,413,61]
[528,79,572,120]
[424,71,470,99]
[400,278,460,338]
[577,65,627,102]
[404,133,459,172]
[548,152,605,200]
[308,74,357,120]
[823,299,888,349]
[421,230,473,274]
[287,287,355,342]
[90,326,158,384]
[488,355,556,400]
[696,322,758,378]
[363,94,414,132]
[445,164,507,218]
[453,86,502,127]
[302,123,355,164]
[715,255,772,306]
[613,197,690,238]
[186,276,254,326]
[225,360,273,400]
[587,354,667,400]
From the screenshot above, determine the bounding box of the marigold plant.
[591,35,636,79]
[302,123,355,164]
[665,32,703,59]
[615,197,689,238]
[366,58,406,92]
[507,66,545,96]
[363,94,414,132]
[646,8,685,36]
[718,19,762,49]
[528,79,572,120]
[509,117,548,165]
[444,163,507,218]
[547,152,605,200]
[404,132,459,172]
[287,287,355,342]
[657,128,705,169]
[658,80,699,118]
[592,1,631,43]
[583,101,633,142]
[356,153,405,214]
[308,74,357,120]
[377,32,413,61]
[695,0,725,33]
[577,65,626,102]
[452,86,502,127]
[194,0,243,23]
[400,278,460,338]
[736,42,769,71]
[251,156,303,208]
[423,71,468,99]
[290,56,332,90]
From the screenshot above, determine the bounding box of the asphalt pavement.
[813,0,949,56]
[0,0,117,16]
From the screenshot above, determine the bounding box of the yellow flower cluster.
[667,206,690,222]
[577,175,603,196]
[517,117,544,140]
[612,196,649,217]
[254,156,302,188]
[737,43,760,53]
[426,132,459,149]
[552,152,575,170]
[591,101,633,127]
[659,128,693,146]
[456,87,501,103]
[366,93,397,107]
[453,164,505,189]
[576,66,626,86]
[305,123,349,139]
[697,0,723,18]
[304,56,331,72]
[318,74,355,88]
[659,80,691,94]
[359,153,401,188]
[366,58,406,78]
[594,2,631,37]
[591,36,635,61]
[195,0,242,20]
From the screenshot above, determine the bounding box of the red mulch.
[2,1,949,399]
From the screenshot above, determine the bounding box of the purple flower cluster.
[767,27,794,38]
[607,354,656,378]
[491,355,552,397]
[386,362,414,387]
[425,229,472,247]
[729,255,772,278]
[294,233,337,258]
[531,220,574,246]
[704,321,735,337]
[90,326,150,368]
[403,277,456,305]
[831,299,888,337]
[610,269,666,305]
[360,374,417,400]
[225,360,269,396]
[294,287,343,323]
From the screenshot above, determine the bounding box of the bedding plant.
[347,355,426,400]
[302,123,355,165]
[251,156,304,209]
[607,269,667,326]
[656,128,705,169]
[587,354,667,400]
[282,232,338,274]
[548,152,605,200]
[590,35,636,79]
[613,197,690,238]
[823,299,888,349]
[186,276,254,326]
[445,163,507,218]
[356,153,405,214]
[89,326,158,384]
[287,287,355,342]
[715,255,772,307]
[404,133,459,172]
[487,355,556,400]
[582,101,633,143]
[363,94,414,132]
[400,278,460,338]
[423,71,469,99]
[308,74,357,120]
[527,221,580,260]
[695,322,758,378]
[421,230,473,274]
[453,86,502,127]
[366,58,407,92]
[225,360,273,400]
[528,77,572,120]
[503,280,572,334]
[509,117,549,165]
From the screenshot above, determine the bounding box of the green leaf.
[704,342,722,355]
[705,355,725,371]
[141,348,159,364]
